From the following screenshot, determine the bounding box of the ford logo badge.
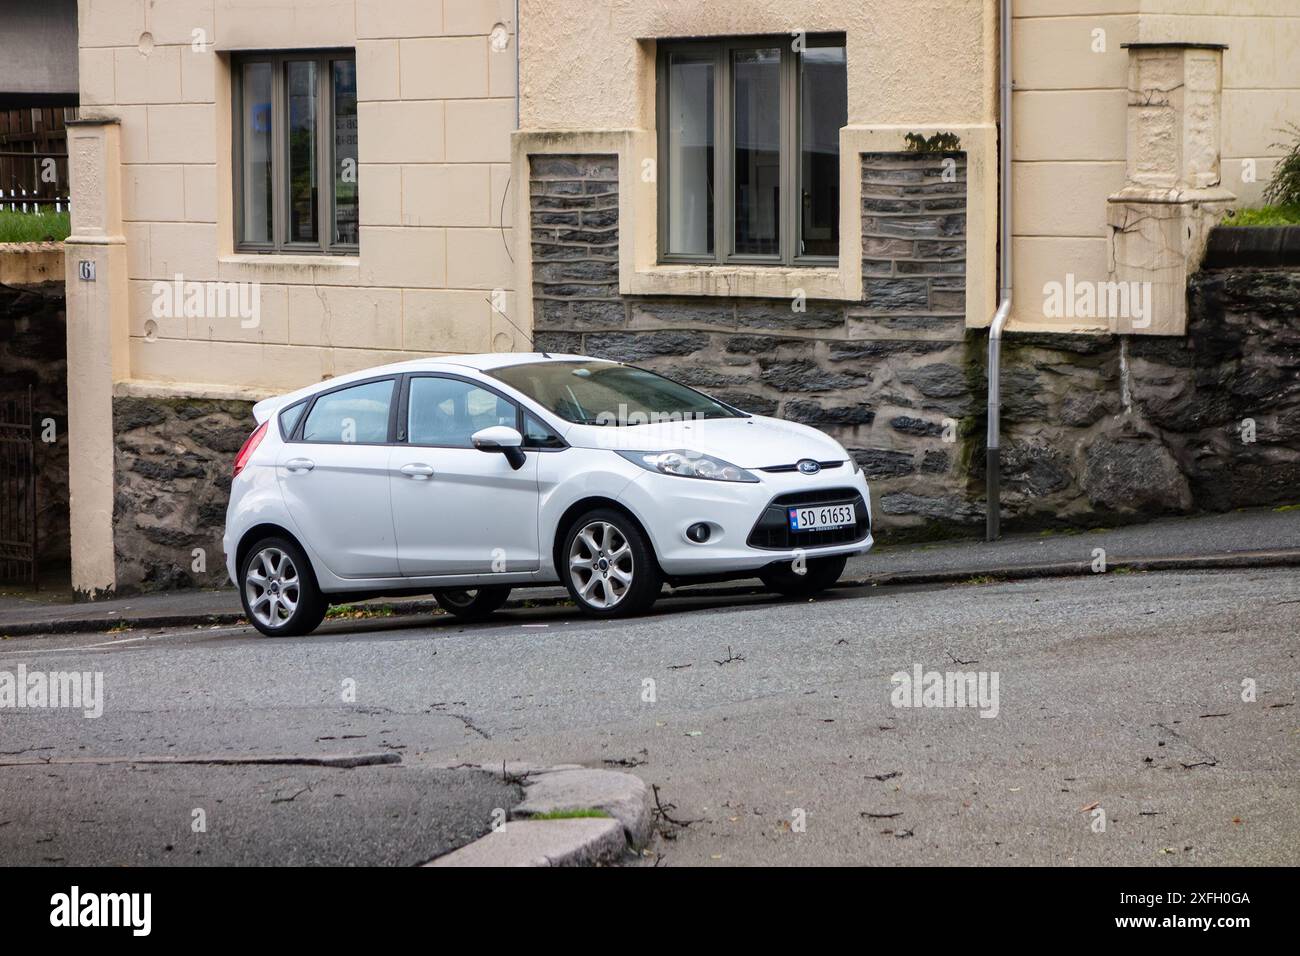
[797,459,821,475]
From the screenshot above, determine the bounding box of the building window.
[657,35,846,266]
[233,51,358,254]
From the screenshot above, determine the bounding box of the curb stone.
[5,548,1300,637]
[424,763,652,867]
[426,817,627,867]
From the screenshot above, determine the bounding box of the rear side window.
[301,379,394,444]
[278,400,307,439]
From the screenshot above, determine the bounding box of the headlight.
[617,449,759,483]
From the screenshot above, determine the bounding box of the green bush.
[1263,122,1300,207]
[0,209,70,243]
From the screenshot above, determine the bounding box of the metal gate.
[0,387,37,586]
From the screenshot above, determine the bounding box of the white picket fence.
[0,188,69,213]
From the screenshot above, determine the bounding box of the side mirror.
[471,426,526,470]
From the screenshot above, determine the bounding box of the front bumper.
[619,466,874,576]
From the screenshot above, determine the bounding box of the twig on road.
[714,646,745,666]
[651,784,702,828]
[501,761,534,787]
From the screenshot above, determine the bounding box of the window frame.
[655,34,845,268]
[231,49,359,256]
[287,376,400,446]
[396,373,571,452]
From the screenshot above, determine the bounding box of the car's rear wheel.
[433,586,512,621]
[562,509,661,617]
[760,554,847,598]
[240,536,328,637]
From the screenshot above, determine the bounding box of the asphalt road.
[0,567,1296,866]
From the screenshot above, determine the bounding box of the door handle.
[285,458,315,473]
[400,463,435,480]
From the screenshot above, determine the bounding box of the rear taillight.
[233,421,269,478]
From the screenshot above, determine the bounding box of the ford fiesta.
[224,353,873,636]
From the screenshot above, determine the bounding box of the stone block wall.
[113,396,254,591]
[530,151,986,536]
[860,151,967,318]
[529,154,1300,539]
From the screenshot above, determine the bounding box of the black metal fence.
[0,387,38,587]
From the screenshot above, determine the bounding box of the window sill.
[220,252,359,268]
[623,263,857,301]
[217,252,360,284]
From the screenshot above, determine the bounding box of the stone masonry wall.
[990,267,1300,529]
[530,152,987,536]
[113,396,255,592]
[530,154,1300,538]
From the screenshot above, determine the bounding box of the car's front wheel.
[433,586,512,621]
[760,554,847,598]
[562,509,661,617]
[239,536,328,637]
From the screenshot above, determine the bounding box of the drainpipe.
[986,0,1013,542]
[514,0,521,129]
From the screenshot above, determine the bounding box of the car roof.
[252,353,612,422]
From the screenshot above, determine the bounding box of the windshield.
[488,361,746,426]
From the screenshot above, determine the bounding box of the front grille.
[746,487,870,550]
[759,460,844,474]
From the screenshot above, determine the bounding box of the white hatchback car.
[224,353,873,636]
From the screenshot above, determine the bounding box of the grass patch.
[1221,204,1300,227]
[325,603,395,620]
[528,808,612,820]
[1273,503,1300,513]
[961,575,999,586]
[0,209,70,243]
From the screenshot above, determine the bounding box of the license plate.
[788,504,856,532]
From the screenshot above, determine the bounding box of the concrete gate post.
[64,118,128,597]
[1106,43,1236,336]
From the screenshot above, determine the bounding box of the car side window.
[407,377,516,447]
[301,379,394,444]
[523,413,564,449]
[278,400,307,439]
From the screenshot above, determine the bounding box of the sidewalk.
[3,506,1298,637]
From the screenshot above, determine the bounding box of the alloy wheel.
[245,546,301,628]
[568,521,634,609]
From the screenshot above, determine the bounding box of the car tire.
[433,586,512,621]
[239,535,328,637]
[561,508,661,617]
[760,554,847,598]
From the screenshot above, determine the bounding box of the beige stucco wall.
[515,0,1001,330]
[520,0,1300,334]
[1011,0,1300,332]
[76,0,519,393]
[519,0,998,130]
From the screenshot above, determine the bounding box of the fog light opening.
[686,523,711,544]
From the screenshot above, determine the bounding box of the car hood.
[563,414,849,469]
